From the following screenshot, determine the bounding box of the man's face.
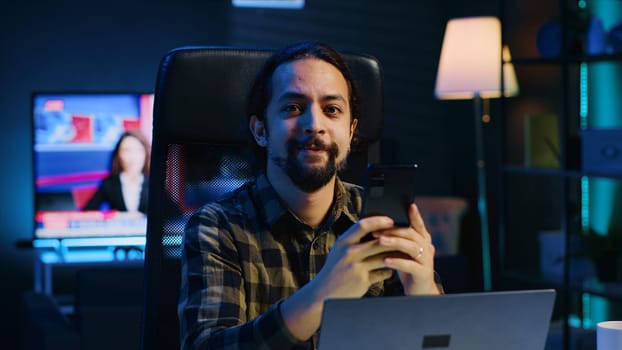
[262,58,357,192]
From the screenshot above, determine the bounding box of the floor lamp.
[434,17,519,291]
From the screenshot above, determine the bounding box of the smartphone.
[360,163,418,227]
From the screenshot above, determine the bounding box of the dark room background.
[0,0,497,347]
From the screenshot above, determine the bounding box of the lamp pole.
[474,94,492,291]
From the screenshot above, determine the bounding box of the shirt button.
[312,241,320,250]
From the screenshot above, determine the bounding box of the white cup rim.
[597,321,622,330]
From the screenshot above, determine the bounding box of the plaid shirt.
[179,174,438,350]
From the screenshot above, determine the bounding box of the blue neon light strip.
[33,236,145,249]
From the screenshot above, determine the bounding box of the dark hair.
[246,41,361,132]
[110,130,150,176]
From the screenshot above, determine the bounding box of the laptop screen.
[318,289,556,350]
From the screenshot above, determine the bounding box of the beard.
[270,136,347,193]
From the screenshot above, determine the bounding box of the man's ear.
[350,118,358,141]
[249,115,267,147]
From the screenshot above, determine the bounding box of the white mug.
[597,321,622,350]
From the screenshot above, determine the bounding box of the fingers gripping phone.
[360,163,418,227]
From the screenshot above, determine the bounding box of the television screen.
[33,93,154,241]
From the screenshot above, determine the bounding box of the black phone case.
[360,163,418,227]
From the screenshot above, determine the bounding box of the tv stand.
[32,237,146,314]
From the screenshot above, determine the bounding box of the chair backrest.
[141,46,384,350]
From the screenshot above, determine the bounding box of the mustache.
[287,136,330,152]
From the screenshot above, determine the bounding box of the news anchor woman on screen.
[84,130,150,214]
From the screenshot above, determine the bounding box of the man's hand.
[309,216,398,299]
[280,215,399,341]
[372,203,440,295]
[281,206,439,341]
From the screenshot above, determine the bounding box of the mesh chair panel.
[162,143,256,259]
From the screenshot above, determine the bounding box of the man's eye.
[283,104,302,113]
[325,105,342,115]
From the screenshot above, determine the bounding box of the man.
[178,41,441,350]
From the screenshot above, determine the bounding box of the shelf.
[501,271,622,302]
[511,53,622,65]
[581,279,622,302]
[500,1,622,348]
[503,165,622,180]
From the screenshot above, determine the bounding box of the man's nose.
[300,104,325,135]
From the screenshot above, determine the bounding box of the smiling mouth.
[301,144,325,152]
[288,137,330,160]
[298,148,326,162]
[297,145,327,164]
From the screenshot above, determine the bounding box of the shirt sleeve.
[178,204,310,350]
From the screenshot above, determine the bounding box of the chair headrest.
[153,46,384,145]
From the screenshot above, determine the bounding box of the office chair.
[141,46,385,349]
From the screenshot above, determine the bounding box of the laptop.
[318,289,556,350]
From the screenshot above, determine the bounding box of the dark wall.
[230,2,452,193]
[1,0,496,347]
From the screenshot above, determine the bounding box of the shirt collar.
[254,174,288,228]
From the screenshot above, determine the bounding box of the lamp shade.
[502,45,520,97]
[435,17,515,100]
